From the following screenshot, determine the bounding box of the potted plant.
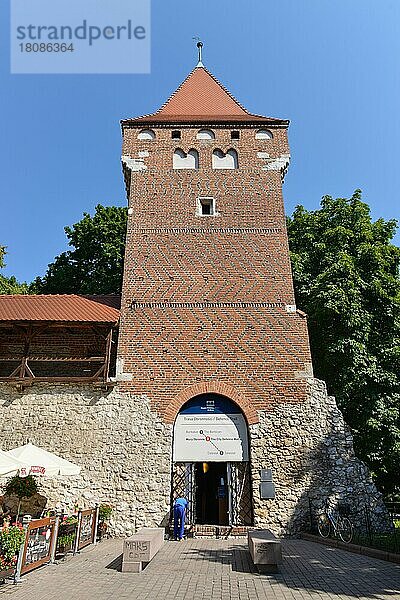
[3,475,38,522]
[98,504,113,540]
[57,515,78,554]
[0,521,26,580]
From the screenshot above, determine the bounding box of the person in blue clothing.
[173,497,188,541]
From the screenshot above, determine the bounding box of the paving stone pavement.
[1,538,399,600]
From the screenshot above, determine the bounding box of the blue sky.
[1,0,399,283]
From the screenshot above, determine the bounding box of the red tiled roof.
[122,67,288,126]
[0,295,120,323]
[157,67,248,117]
[126,114,283,124]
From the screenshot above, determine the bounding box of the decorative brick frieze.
[129,302,285,309]
[128,228,283,234]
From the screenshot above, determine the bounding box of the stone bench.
[248,529,282,573]
[122,527,165,573]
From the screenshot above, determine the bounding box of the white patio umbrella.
[0,449,29,478]
[6,443,81,477]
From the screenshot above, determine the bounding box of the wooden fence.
[11,506,99,582]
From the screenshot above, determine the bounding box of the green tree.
[35,205,127,294]
[4,475,38,521]
[0,246,30,295]
[287,190,400,496]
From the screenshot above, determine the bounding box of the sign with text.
[77,509,96,550]
[11,0,150,74]
[173,395,249,462]
[21,517,56,575]
[124,539,150,561]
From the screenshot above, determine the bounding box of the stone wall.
[0,384,173,536]
[250,378,387,535]
[0,379,387,536]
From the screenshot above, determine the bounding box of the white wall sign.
[173,397,249,462]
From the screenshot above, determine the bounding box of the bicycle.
[317,503,354,543]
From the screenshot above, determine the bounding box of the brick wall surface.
[118,124,312,423]
[122,126,289,228]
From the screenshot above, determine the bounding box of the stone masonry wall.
[0,379,387,536]
[0,384,173,536]
[250,378,387,535]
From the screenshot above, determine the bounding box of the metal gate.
[171,461,253,526]
[171,462,196,524]
[228,462,253,525]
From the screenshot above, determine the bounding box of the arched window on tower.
[173,148,199,170]
[212,149,238,170]
[137,129,156,140]
[196,129,215,140]
[255,129,273,140]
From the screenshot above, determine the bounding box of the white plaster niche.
[212,148,238,170]
[285,304,297,313]
[121,156,147,172]
[255,129,273,140]
[196,129,215,140]
[173,148,199,170]
[137,129,155,140]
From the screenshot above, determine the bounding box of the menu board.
[22,518,56,574]
[78,511,95,549]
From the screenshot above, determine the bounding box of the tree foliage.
[34,205,127,294]
[4,475,39,523]
[4,475,38,501]
[0,275,30,295]
[0,246,30,295]
[287,190,400,495]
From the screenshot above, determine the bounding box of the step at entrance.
[190,524,252,538]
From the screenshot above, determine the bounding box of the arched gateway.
[171,394,253,526]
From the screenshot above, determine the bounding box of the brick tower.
[0,50,386,537]
[116,54,383,533]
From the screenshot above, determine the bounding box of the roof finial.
[193,37,204,68]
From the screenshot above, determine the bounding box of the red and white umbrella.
[6,443,81,477]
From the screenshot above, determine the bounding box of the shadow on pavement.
[278,542,400,600]
[105,553,123,571]
[182,545,256,574]
[161,540,400,599]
